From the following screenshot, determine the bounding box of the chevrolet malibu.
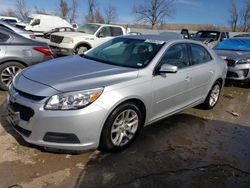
[6,35,227,152]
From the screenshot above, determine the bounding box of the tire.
[99,102,143,152]
[75,45,88,55]
[0,62,25,90]
[202,81,221,110]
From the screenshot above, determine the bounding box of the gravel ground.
[0,83,250,188]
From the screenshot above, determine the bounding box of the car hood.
[18,55,138,96]
[52,31,93,38]
[214,50,250,60]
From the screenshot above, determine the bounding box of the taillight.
[29,35,36,40]
[33,47,53,56]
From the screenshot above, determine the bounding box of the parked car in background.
[44,27,75,39]
[25,14,73,35]
[0,21,36,40]
[180,28,190,39]
[214,38,250,82]
[0,27,53,90]
[0,16,21,25]
[193,30,229,48]
[49,23,127,56]
[233,34,250,38]
[7,35,226,152]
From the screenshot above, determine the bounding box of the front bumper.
[227,64,250,82]
[6,90,108,151]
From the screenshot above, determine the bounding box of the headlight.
[237,59,250,64]
[44,88,104,110]
[62,37,74,43]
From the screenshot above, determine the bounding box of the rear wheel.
[0,62,25,90]
[99,102,143,152]
[202,81,221,109]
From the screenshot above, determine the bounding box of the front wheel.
[75,46,88,55]
[202,81,221,109]
[99,102,143,152]
[0,62,25,90]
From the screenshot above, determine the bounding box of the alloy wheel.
[110,109,139,146]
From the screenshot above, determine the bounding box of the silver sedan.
[6,35,227,152]
[214,37,250,82]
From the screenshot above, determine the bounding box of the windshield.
[77,24,100,35]
[213,39,250,51]
[85,37,165,68]
[195,31,219,39]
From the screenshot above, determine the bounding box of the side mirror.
[98,32,105,38]
[159,64,178,74]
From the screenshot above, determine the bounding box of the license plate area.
[7,106,20,126]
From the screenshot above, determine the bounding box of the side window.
[220,32,226,41]
[0,32,10,42]
[98,27,111,37]
[159,43,189,69]
[31,19,40,26]
[190,44,212,65]
[111,27,123,36]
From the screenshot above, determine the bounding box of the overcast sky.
[0,0,246,26]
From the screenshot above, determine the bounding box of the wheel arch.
[0,59,28,67]
[74,42,92,51]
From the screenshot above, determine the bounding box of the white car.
[0,21,36,40]
[49,23,127,55]
[25,14,73,35]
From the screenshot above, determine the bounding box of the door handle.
[209,70,214,74]
[185,76,191,82]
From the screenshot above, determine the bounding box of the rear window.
[0,32,10,42]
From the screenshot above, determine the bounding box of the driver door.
[94,26,113,47]
[150,43,193,122]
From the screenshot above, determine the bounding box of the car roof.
[197,30,223,33]
[87,23,123,27]
[118,34,183,42]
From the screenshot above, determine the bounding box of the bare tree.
[85,0,96,23]
[95,8,105,23]
[104,4,117,24]
[85,0,105,23]
[1,9,17,17]
[69,0,79,23]
[241,0,250,32]
[133,0,175,29]
[16,0,30,21]
[34,6,48,14]
[59,0,70,20]
[229,0,239,32]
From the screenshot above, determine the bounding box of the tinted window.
[0,32,10,42]
[77,24,100,34]
[98,27,112,37]
[111,27,123,36]
[31,19,40,26]
[159,43,189,69]
[213,38,250,51]
[85,38,164,68]
[191,44,212,65]
[2,19,17,24]
[195,31,219,40]
[220,32,226,41]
